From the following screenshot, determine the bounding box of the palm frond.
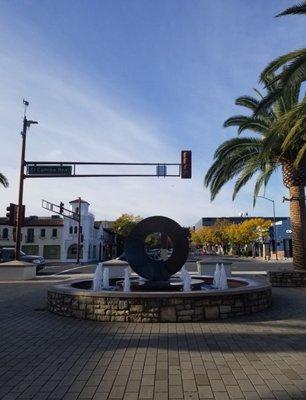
[235,96,260,111]
[279,56,306,88]
[214,137,262,159]
[276,2,306,17]
[252,163,277,206]
[232,161,260,200]
[254,87,284,115]
[223,115,269,134]
[0,173,8,188]
[260,49,306,80]
[205,138,263,200]
[295,141,306,167]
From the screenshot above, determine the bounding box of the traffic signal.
[59,202,64,214]
[6,203,18,226]
[181,150,192,179]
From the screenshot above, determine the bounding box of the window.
[80,226,82,233]
[26,228,34,243]
[43,245,60,259]
[22,245,39,255]
[52,229,57,238]
[69,226,73,234]
[74,226,77,234]
[41,229,46,238]
[2,228,8,239]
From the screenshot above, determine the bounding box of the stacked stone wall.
[48,287,271,322]
[268,270,306,287]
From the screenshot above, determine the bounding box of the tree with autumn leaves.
[191,218,271,256]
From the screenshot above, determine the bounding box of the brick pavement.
[1,280,306,399]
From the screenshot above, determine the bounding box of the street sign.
[27,165,72,176]
[156,164,167,177]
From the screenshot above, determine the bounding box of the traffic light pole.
[15,102,38,261]
[13,102,190,262]
[15,117,27,260]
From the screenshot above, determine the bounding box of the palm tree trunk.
[289,186,306,270]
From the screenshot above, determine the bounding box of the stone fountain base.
[48,276,271,322]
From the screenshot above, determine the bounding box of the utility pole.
[15,100,38,260]
[76,197,82,264]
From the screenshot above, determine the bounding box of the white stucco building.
[0,199,116,263]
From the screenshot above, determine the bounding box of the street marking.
[55,264,95,275]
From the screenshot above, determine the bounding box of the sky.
[0,0,305,226]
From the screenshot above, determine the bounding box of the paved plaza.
[1,272,306,400]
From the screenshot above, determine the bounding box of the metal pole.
[76,197,81,264]
[257,195,278,261]
[272,199,278,261]
[15,117,27,260]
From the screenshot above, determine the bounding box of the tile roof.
[69,199,90,205]
[0,217,64,227]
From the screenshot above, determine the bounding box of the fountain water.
[123,268,131,292]
[181,265,191,291]
[92,262,103,291]
[219,264,228,290]
[213,263,220,288]
[102,267,110,289]
[213,263,229,290]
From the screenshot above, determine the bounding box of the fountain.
[48,216,272,322]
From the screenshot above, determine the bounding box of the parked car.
[0,248,45,271]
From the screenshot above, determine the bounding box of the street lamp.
[257,195,278,260]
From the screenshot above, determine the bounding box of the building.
[0,199,116,263]
[194,216,292,259]
[195,216,289,230]
[270,219,292,258]
[0,215,63,260]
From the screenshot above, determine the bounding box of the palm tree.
[0,173,8,188]
[205,78,306,270]
[258,2,306,109]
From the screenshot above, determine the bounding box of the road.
[37,255,293,280]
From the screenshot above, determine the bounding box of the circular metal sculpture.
[124,216,189,281]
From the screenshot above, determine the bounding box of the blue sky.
[0,0,305,225]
